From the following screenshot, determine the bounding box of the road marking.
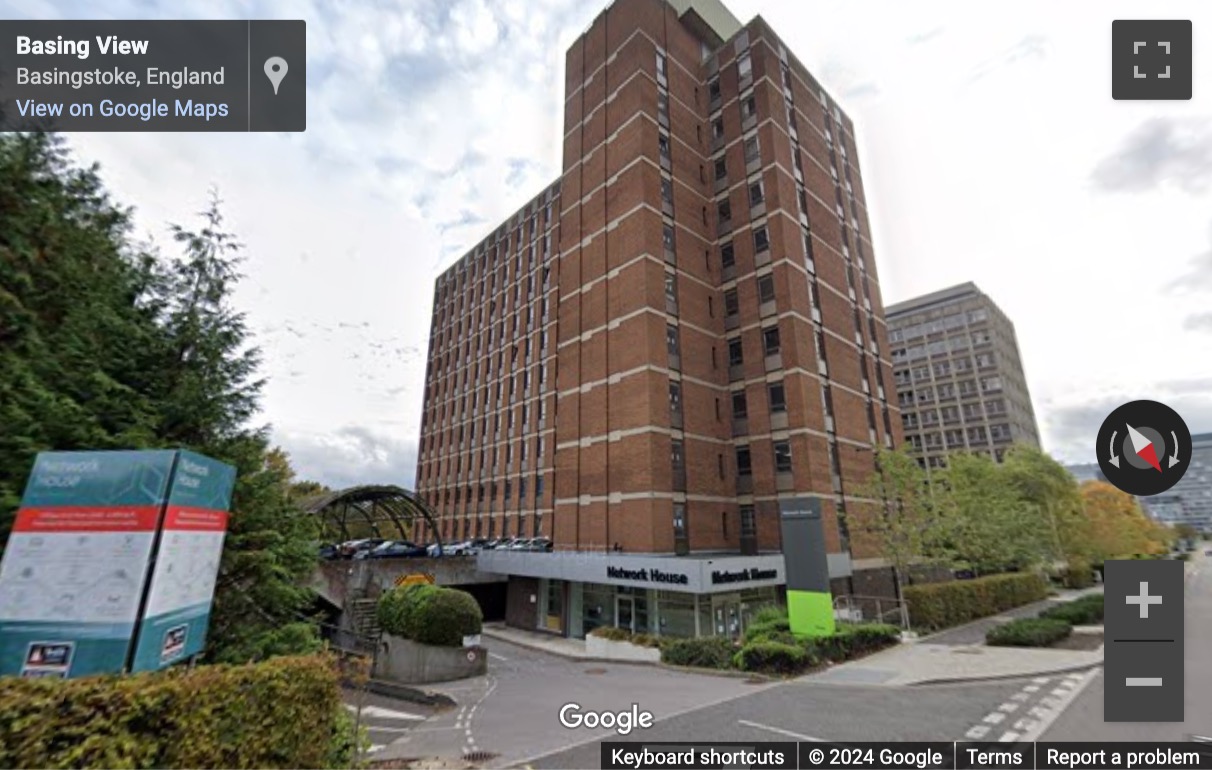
[997,702,1020,713]
[368,745,385,753]
[966,725,991,739]
[1033,677,1050,684]
[737,720,825,741]
[1018,668,1100,742]
[1051,688,1069,697]
[1010,692,1031,702]
[1013,718,1038,732]
[1024,684,1041,693]
[983,712,1006,725]
[367,724,422,734]
[344,704,427,721]
[489,652,509,661]
[1000,731,1021,742]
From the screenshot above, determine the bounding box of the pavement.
[341,689,440,758]
[1040,547,1212,741]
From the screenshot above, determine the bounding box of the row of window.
[672,503,757,539]
[906,423,1015,450]
[891,333,996,362]
[423,359,552,443]
[431,510,545,543]
[888,308,989,342]
[902,398,1009,428]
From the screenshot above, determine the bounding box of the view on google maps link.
[0,1,1210,769]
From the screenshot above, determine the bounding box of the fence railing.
[833,593,910,630]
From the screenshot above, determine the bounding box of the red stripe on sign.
[13,505,163,533]
[162,506,229,532]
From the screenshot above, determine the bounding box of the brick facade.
[416,0,903,570]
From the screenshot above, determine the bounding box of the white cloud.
[8,0,1212,483]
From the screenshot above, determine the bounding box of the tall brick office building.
[415,0,903,639]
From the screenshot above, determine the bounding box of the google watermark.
[559,703,655,735]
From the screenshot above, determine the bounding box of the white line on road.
[1024,684,1041,693]
[1010,692,1031,702]
[366,724,423,734]
[344,704,427,721]
[489,652,509,661]
[1018,668,1099,743]
[966,726,991,739]
[999,731,1021,742]
[997,702,1020,713]
[737,720,825,741]
[982,712,1006,725]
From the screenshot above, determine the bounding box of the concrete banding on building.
[414,0,904,640]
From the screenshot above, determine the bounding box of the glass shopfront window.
[581,584,615,637]
[538,579,565,633]
[656,590,697,637]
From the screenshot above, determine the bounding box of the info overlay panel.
[0,20,305,131]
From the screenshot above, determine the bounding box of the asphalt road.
[1040,548,1212,741]
[341,689,438,756]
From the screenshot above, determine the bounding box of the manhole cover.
[584,667,607,675]
[463,751,499,763]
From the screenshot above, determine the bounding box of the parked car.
[318,543,339,560]
[364,540,427,559]
[529,537,553,552]
[501,538,531,550]
[338,538,387,559]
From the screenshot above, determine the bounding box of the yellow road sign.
[394,573,435,588]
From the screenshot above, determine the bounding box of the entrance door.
[616,595,636,633]
[713,595,746,640]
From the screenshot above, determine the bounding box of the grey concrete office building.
[1159,432,1212,533]
[886,282,1040,468]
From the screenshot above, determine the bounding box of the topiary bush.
[660,637,735,669]
[377,584,482,647]
[1039,594,1103,625]
[986,617,1072,647]
[807,623,902,662]
[736,640,813,675]
[0,655,345,769]
[904,572,1049,630]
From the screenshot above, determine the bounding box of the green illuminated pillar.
[779,498,835,637]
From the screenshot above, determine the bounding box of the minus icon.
[1125,678,1163,686]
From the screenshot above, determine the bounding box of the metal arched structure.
[303,485,441,545]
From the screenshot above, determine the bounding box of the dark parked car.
[529,537,553,552]
[364,540,427,559]
[318,543,339,560]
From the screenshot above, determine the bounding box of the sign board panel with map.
[0,450,177,677]
[130,450,235,672]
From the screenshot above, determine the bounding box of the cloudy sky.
[7,0,1211,488]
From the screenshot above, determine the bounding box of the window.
[763,325,780,355]
[656,51,666,77]
[663,224,676,252]
[535,475,544,500]
[661,178,674,205]
[740,504,756,536]
[768,382,787,412]
[673,503,686,535]
[671,439,685,471]
[724,289,739,316]
[743,136,760,163]
[731,391,748,418]
[657,91,669,119]
[659,134,670,158]
[708,78,721,101]
[737,52,752,80]
[712,118,724,139]
[736,446,752,476]
[717,198,731,223]
[749,180,764,206]
[981,376,1002,392]
[669,381,682,412]
[741,96,756,119]
[665,273,677,303]
[753,226,770,253]
[757,274,775,303]
[774,440,792,473]
[728,337,743,366]
[666,325,680,356]
[720,242,735,268]
[714,157,727,180]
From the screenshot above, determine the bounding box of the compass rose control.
[1096,400,1192,497]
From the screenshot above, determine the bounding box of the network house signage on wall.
[0,449,234,679]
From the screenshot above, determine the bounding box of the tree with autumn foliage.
[1077,480,1172,561]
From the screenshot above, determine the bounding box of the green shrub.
[1062,559,1095,589]
[661,637,735,669]
[377,584,482,647]
[630,633,661,649]
[749,605,789,627]
[804,623,901,663]
[746,628,798,646]
[904,572,1049,630]
[588,625,632,641]
[986,617,1072,647]
[736,641,812,675]
[0,655,344,769]
[1039,594,1103,625]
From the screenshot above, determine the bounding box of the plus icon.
[1112,20,1192,100]
[1126,581,1163,618]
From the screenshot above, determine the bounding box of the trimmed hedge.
[1061,559,1095,589]
[986,617,1072,647]
[904,572,1049,630]
[808,623,901,662]
[0,655,346,769]
[660,637,735,669]
[1039,594,1104,625]
[736,641,813,675]
[377,584,482,647]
